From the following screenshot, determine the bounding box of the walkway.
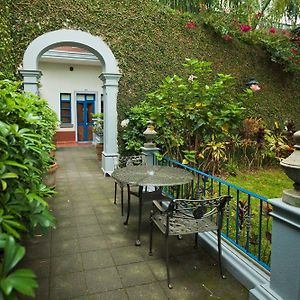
[21,146,248,299]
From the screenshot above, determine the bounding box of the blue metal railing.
[157,156,272,271]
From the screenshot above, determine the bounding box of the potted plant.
[92,113,104,160]
[43,158,59,188]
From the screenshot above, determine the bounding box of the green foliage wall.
[1,0,300,127]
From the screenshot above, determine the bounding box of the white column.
[99,73,121,175]
[19,70,42,95]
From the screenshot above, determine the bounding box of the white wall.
[38,61,103,132]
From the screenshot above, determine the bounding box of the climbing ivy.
[0,0,300,131]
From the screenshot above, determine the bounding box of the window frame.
[60,93,72,124]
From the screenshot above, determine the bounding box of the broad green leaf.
[0,173,18,179]
[2,223,21,240]
[0,269,37,297]
[3,237,25,274]
[4,161,28,170]
[26,193,48,206]
[1,180,7,191]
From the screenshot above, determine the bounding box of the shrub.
[122,59,247,173]
[0,77,57,298]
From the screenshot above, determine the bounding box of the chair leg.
[120,186,124,216]
[194,233,198,248]
[149,212,153,256]
[165,234,172,289]
[114,182,117,204]
[217,229,226,279]
[124,186,131,225]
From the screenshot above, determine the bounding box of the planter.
[96,143,103,160]
[43,162,59,188]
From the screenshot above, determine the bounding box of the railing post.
[250,131,300,300]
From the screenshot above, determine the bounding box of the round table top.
[111,165,193,186]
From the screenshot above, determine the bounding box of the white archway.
[20,29,121,175]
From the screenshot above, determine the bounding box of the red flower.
[240,25,252,32]
[298,57,300,62]
[288,56,293,60]
[291,47,299,55]
[185,21,196,29]
[222,34,232,40]
[269,27,276,33]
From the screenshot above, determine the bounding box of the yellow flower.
[182,159,189,165]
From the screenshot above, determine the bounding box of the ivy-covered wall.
[1,0,300,127]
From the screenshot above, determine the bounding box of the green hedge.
[1,0,300,129]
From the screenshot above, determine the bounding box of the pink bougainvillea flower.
[282,30,292,37]
[222,34,233,40]
[188,75,198,81]
[250,84,261,92]
[269,27,276,33]
[185,21,196,29]
[240,25,252,32]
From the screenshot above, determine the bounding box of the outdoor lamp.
[143,120,157,148]
[246,78,261,92]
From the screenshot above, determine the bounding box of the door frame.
[74,91,98,142]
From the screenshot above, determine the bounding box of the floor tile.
[126,282,167,300]
[82,249,114,270]
[88,289,128,300]
[79,235,108,252]
[110,245,144,265]
[51,239,80,256]
[77,224,103,237]
[51,253,83,275]
[50,272,87,299]
[85,267,122,293]
[117,262,156,287]
[52,226,78,242]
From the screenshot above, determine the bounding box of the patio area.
[21,145,248,300]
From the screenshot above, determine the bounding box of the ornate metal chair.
[113,155,145,215]
[149,195,232,289]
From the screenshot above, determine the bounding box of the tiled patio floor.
[21,146,249,299]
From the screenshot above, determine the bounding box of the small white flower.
[121,119,130,127]
[188,75,198,81]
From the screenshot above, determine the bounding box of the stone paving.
[20,145,249,300]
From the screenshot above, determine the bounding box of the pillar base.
[249,283,284,300]
[282,188,300,207]
[101,151,118,176]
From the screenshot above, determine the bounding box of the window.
[60,93,71,124]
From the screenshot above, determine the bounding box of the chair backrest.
[166,195,232,229]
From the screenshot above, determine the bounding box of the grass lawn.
[224,167,293,199]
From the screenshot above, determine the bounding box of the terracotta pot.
[96,143,103,160]
[50,149,56,158]
[43,162,58,187]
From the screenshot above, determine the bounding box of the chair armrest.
[152,200,167,213]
